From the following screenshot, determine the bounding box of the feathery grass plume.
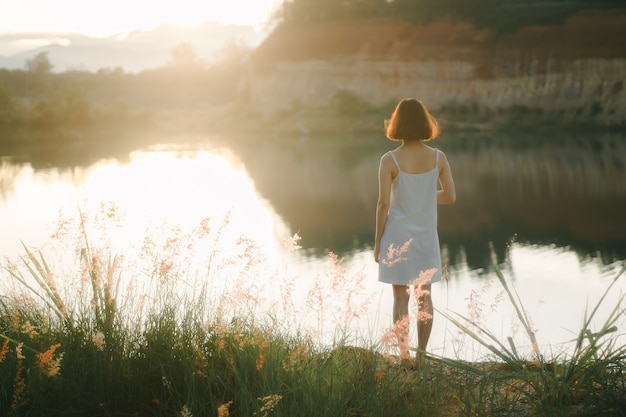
[11,343,27,410]
[282,337,311,372]
[179,404,193,417]
[382,239,413,267]
[283,233,302,252]
[255,394,282,417]
[380,315,410,360]
[194,348,208,377]
[265,233,301,321]
[36,343,63,378]
[378,268,437,361]
[91,331,105,351]
[449,273,504,357]
[0,339,9,363]
[76,207,127,363]
[20,321,38,339]
[220,259,266,316]
[256,348,266,370]
[305,251,374,338]
[217,400,233,417]
[6,243,71,330]
[411,268,436,323]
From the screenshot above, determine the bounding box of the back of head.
[385,98,440,141]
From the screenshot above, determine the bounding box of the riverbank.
[4,97,625,156]
[205,95,626,141]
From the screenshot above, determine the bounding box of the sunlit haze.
[1,0,280,35]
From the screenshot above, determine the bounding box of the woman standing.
[374,98,456,361]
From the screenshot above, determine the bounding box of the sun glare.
[1,0,280,35]
[79,150,288,257]
[155,1,280,27]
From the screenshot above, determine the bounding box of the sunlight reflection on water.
[0,150,289,260]
[78,150,289,256]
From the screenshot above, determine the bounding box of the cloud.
[0,21,267,72]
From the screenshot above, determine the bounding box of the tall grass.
[0,205,624,416]
[0,206,447,416]
[431,264,626,416]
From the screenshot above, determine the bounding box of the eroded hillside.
[240,9,626,125]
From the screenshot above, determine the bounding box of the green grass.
[0,207,624,416]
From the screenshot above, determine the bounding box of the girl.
[374,98,456,361]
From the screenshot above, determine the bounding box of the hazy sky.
[0,0,280,35]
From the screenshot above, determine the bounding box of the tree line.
[0,42,250,144]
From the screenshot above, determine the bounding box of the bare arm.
[437,151,456,205]
[374,153,395,262]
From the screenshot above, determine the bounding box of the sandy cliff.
[242,10,626,123]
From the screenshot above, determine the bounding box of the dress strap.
[435,149,440,168]
[389,151,400,169]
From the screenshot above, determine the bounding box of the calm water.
[1,132,625,360]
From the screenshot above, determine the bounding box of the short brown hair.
[385,98,440,141]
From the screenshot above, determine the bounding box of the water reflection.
[2,132,625,269]
[232,132,626,269]
[0,148,289,261]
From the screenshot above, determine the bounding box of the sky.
[0,0,280,35]
[0,0,281,64]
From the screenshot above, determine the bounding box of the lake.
[1,131,625,361]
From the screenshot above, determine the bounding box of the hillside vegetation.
[239,4,626,135]
[276,0,623,33]
[256,5,626,63]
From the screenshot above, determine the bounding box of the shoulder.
[424,144,444,163]
[379,151,395,166]
[437,150,451,171]
[426,145,446,157]
[379,151,398,177]
[380,150,391,160]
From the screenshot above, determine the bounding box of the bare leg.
[392,284,410,322]
[416,284,433,353]
[392,284,410,358]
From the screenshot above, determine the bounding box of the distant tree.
[30,87,93,130]
[97,66,126,76]
[24,52,54,96]
[168,43,201,69]
[0,82,17,125]
[25,52,53,75]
